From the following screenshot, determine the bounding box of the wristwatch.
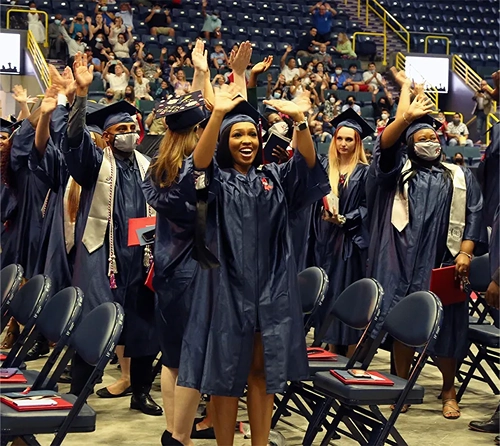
[293,119,309,132]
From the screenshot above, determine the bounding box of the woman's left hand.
[455,253,471,279]
[263,99,304,122]
[272,145,289,164]
[322,208,343,226]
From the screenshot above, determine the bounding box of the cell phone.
[142,229,155,244]
[348,369,371,378]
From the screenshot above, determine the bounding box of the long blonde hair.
[328,127,367,196]
[150,128,199,188]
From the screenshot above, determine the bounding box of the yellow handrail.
[424,36,450,55]
[394,52,439,108]
[365,0,410,53]
[352,31,387,66]
[27,30,51,89]
[6,8,49,47]
[486,113,499,146]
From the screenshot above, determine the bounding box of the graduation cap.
[156,91,206,132]
[86,101,138,131]
[330,108,374,140]
[0,118,21,135]
[220,98,266,136]
[403,114,441,140]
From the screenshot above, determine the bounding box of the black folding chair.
[272,278,383,436]
[1,287,84,393]
[0,264,24,331]
[305,291,443,446]
[1,302,125,446]
[298,266,330,334]
[467,254,497,325]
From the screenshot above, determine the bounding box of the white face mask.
[414,141,441,161]
[335,70,342,75]
[381,113,389,120]
[113,132,139,152]
[269,121,288,136]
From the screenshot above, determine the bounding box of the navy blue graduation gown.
[312,159,369,345]
[142,169,199,369]
[366,138,487,359]
[157,151,329,396]
[478,123,499,227]
[491,206,499,282]
[6,120,50,278]
[29,105,74,293]
[61,131,157,357]
[1,182,18,268]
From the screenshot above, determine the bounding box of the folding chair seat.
[252,14,268,27]
[236,13,253,25]
[1,287,83,393]
[298,16,313,27]
[1,302,124,445]
[256,1,273,13]
[305,291,443,446]
[0,264,24,331]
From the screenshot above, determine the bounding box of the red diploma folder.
[128,217,156,247]
[0,396,73,411]
[145,263,154,292]
[330,369,395,386]
[0,354,7,361]
[307,347,338,361]
[430,265,467,306]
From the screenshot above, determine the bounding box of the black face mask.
[146,57,154,62]
[455,158,464,165]
[106,94,114,99]
[124,92,133,98]
[347,99,354,106]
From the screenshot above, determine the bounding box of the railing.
[486,113,499,146]
[395,52,439,108]
[430,110,464,121]
[424,36,450,55]
[27,30,51,89]
[352,31,387,66]
[6,8,49,47]
[365,0,410,53]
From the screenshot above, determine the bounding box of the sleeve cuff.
[57,94,68,106]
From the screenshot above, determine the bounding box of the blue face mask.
[101,6,107,11]
[54,19,61,25]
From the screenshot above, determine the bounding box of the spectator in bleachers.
[201,0,222,40]
[123,85,140,108]
[173,45,193,68]
[159,47,176,81]
[329,66,348,91]
[108,16,127,43]
[266,73,288,100]
[145,3,175,37]
[88,31,111,71]
[453,152,465,166]
[115,2,134,31]
[131,63,153,100]
[362,62,385,93]
[341,95,361,115]
[343,64,369,92]
[169,63,191,96]
[375,109,390,136]
[145,110,167,135]
[447,113,473,147]
[48,14,66,59]
[212,74,226,90]
[296,27,322,59]
[316,44,333,67]
[58,21,87,59]
[154,80,170,99]
[102,60,130,99]
[436,110,448,147]
[99,88,117,105]
[472,80,494,144]
[69,12,88,39]
[210,44,229,70]
[109,28,134,64]
[332,33,356,59]
[94,1,115,27]
[371,90,394,120]
[138,50,161,82]
[88,13,110,37]
[280,46,301,84]
[309,2,336,44]
[28,3,46,44]
[314,62,328,83]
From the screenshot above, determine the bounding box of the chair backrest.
[8,275,52,326]
[468,254,490,293]
[1,264,24,306]
[298,267,329,315]
[383,291,443,348]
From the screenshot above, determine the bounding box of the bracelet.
[338,215,346,226]
[458,251,473,260]
[403,113,411,125]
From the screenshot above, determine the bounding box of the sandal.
[390,403,410,413]
[442,398,461,420]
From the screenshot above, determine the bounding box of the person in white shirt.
[341,95,361,115]
[110,28,134,63]
[362,62,385,93]
[102,60,130,99]
[446,113,473,146]
[59,24,86,58]
[115,2,134,31]
[280,46,301,84]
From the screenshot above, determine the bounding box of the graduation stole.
[81,147,155,288]
[391,160,466,257]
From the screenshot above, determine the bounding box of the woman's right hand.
[405,94,434,123]
[213,84,244,115]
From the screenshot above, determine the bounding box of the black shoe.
[160,430,182,446]
[191,419,216,440]
[25,341,50,361]
[495,435,499,445]
[469,415,499,433]
[96,385,132,398]
[130,393,163,416]
[110,353,118,365]
[58,370,72,384]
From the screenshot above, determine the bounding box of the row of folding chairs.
[0,264,124,446]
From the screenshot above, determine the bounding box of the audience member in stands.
[315,62,328,84]
[154,80,170,99]
[69,12,88,39]
[169,64,191,96]
[363,62,385,93]
[341,95,361,115]
[371,91,394,120]
[115,2,134,31]
[99,88,116,105]
[109,28,134,64]
[132,64,153,100]
[453,152,465,166]
[173,45,193,68]
[310,1,336,44]
[375,109,390,136]
[88,32,110,71]
[320,89,342,121]
[145,3,175,37]
[212,74,226,90]
[124,85,140,108]
[210,44,229,70]
[159,48,177,81]
[447,113,473,147]
[333,33,357,59]
[102,60,130,99]
[280,46,301,84]
[27,2,46,43]
[436,110,448,147]
[48,14,66,59]
[144,109,167,135]
[329,66,348,91]
[201,0,222,40]
[88,13,110,38]
[344,64,368,92]
[316,44,333,67]
[94,1,116,26]
[472,80,493,144]
[108,16,127,43]
[296,27,322,59]
[138,49,161,81]
[58,22,87,60]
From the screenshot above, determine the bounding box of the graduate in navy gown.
[154,83,329,445]
[61,53,160,416]
[478,122,499,227]
[311,109,372,355]
[366,73,487,419]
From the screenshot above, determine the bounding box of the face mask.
[329,97,336,103]
[124,92,133,98]
[109,55,115,60]
[106,94,114,99]
[414,141,441,161]
[335,70,342,75]
[347,99,354,105]
[76,36,83,41]
[77,16,84,21]
[146,57,154,62]
[349,70,356,75]
[54,19,61,25]
[452,119,460,125]
[269,121,288,136]
[101,6,107,11]
[273,92,281,99]
[96,37,102,42]
[113,132,138,152]
[155,8,161,13]
[455,158,464,165]
[381,113,389,120]
[30,7,36,10]
[369,69,375,74]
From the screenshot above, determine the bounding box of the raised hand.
[230,41,252,75]
[73,52,94,90]
[263,98,304,121]
[86,16,92,24]
[285,45,292,54]
[40,85,59,115]
[272,145,290,164]
[251,56,273,76]
[406,93,434,122]
[213,84,245,115]
[161,47,167,55]
[390,66,411,88]
[191,39,208,73]
[12,85,29,103]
